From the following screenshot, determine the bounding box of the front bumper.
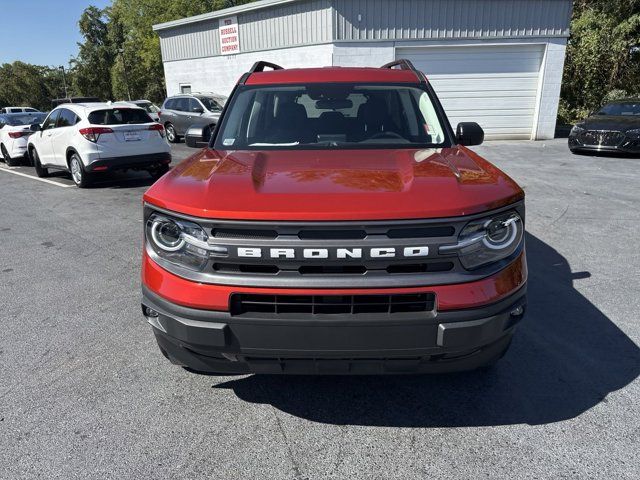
[86,152,171,172]
[142,284,526,375]
[568,136,640,155]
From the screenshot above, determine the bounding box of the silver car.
[159,93,226,143]
[130,100,161,122]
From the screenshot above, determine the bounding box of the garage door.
[397,45,545,140]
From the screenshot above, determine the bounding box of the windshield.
[597,102,640,116]
[7,113,46,126]
[198,96,225,112]
[88,108,153,125]
[214,84,448,150]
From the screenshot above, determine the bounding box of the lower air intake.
[230,293,436,317]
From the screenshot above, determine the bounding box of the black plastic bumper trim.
[141,284,526,373]
[88,152,171,171]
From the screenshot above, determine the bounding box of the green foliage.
[71,6,116,100]
[0,63,65,111]
[108,0,255,103]
[0,1,256,109]
[561,0,640,123]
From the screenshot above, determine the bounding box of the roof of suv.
[55,102,145,114]
[244,67,423,86]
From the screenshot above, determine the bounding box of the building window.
[180,84,192,94]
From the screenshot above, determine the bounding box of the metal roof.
[153,0,300,31]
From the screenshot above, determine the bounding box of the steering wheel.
[368,131,404,140]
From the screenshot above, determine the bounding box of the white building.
[154,0,572,140]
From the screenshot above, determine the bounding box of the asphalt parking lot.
[0,139,638,479]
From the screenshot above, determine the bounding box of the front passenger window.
[42,111,60,130]
[188,98,202,113]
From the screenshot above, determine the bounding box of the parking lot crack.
[271,408,303,480]
[548,204,570,226]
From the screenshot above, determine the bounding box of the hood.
[581,115,640,132]
[144,147,524,221]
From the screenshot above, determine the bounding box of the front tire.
[165,123,178,143]
[1,145,18,167]
[31,148,49,177]
[69,153,91,188]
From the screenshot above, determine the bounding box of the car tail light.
[79,127,113,142]
[8,131,28,138]
[149,123,166,138]
[157,111,162,117]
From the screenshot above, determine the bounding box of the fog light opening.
[510,305,524,317]
[144,307,159,318]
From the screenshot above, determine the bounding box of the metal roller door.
[397,44,545,140]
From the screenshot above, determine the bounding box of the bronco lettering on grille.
[236,246,430,259]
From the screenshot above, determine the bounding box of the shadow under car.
[208,233,639,427]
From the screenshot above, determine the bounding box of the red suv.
[141,60,526,375]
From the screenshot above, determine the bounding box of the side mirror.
[456,122,484,146]
[191,106,204,114]
[185,124,213,148]
[30,123,42,132]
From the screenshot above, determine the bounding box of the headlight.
[570,124,586,135]
[146,213,226,271]
[440,211,523,269]
[625,128,640,139]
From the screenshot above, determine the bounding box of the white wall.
[332,42,394,67]
[534,38,567,140]
[162,44,334,97]
[162,39,566,140]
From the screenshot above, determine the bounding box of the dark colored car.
[141,60,526,375]
[159,93,226,143]
[568,99,640,154]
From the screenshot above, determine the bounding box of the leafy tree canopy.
[560,0,640,123]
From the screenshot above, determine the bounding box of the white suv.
[0,112,47,166]
[0,107,41,114]
[27,103,171,187]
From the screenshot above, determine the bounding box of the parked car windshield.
[214,84,448,150]
[6,113,46,126]
[596,102,640,116]
[197,96,225,112]
[88,108,153,125]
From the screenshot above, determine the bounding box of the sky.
[0,0,111,67]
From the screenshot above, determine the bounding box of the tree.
[560,1,640,122]
[0,62,64,111]
[71,6,116,100]
[109,0,256,103]
[0,2,257,107]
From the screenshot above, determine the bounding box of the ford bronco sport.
[141,60,526,375]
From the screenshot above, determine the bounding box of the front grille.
[212,228,278,240]
[230,293,436,316]
[203,219,464,282]
[145,202,525,288]
[579,130,624,146]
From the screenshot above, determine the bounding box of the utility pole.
[118,48,131,101]
[59,66,68,98]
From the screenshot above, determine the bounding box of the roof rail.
[248,61,284,73]
[381,59,426,83]
[381,59,418,72]
[239,61,284,85]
